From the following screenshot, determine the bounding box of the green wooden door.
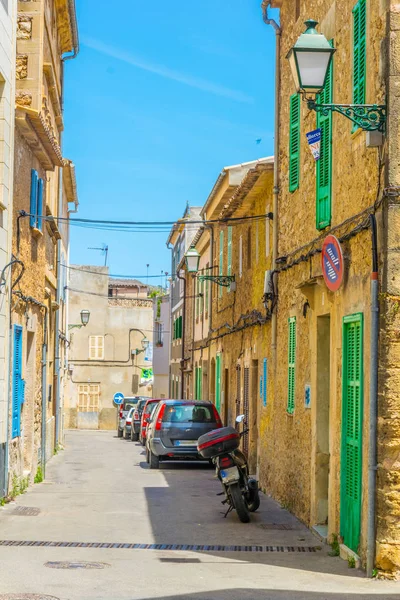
[215,355,222,413]
[340,313,363,553]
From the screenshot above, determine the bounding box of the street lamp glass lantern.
[185,247,200,274]
[287,20,336,94]
[80,309,90,326]
[141,337,150,351]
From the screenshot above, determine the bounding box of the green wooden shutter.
[215,354,222,412]
[352,0,367,130]
[227,226,232,276]
[287,317,296,414]
[196,366,202,400]
[219,230,224,299]
[341,313,363,553]
[316,42,333,230]
[289,94,300,193]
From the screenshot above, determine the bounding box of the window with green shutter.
[287,317,296,414]
[219,230,224,299]
[289,94,300,192]
[316,41,333,230]
[352,0,366,130]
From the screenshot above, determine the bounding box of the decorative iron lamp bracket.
[198,275,236,288]
[68,323,84,330]
[306,98,387,132]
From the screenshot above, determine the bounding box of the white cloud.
[82,36,253,104]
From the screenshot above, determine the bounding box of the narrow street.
[0,432,398,599]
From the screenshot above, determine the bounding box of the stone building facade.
[65,267,153,430]
[152,293,170,399]
[9,0,78,488]
[264,0,400,576]
[0,0,17,497]
[167,205,202,399]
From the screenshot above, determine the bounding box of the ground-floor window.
[78,384,100,412]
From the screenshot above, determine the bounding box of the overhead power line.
[19,211,272,233]
[62,264,169,279]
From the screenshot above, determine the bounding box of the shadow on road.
[139,589,400,600]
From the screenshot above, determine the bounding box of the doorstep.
[340,543,361,568]
[311,524,328,543]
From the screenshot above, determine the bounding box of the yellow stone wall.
[268,0,397,574]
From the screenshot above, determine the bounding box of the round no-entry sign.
[321,235,344,292]
[113,392,124,406]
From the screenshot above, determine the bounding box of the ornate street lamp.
[185,247,201,273]
[68,309,90,330]
[184,247,235,288]
[80,309,90,326]
[287,19,335,95]
[287,20,386,132]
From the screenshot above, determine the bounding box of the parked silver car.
[123,407,135,440]
[117,397,140,437]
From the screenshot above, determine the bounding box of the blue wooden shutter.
[30,170,38,228]
[289,94,300,192]
[263,358,267,406]
[12,325,23,438]
[37,178,44,231]
[316,42,333,230]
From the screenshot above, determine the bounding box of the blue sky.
[63,1,279,281]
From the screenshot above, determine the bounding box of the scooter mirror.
[236,414,245,423]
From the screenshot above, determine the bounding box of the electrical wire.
[62,264,170,279]
[18,210,272,233]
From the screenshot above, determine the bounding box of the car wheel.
[124,429,129,440]
[149,450,160,469]
[146,446,150,463]
[131,431,139,442]
[141,437,146,447]
[130,428,135,442]
[117,428,123,438]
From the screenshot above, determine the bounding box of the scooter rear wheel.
[229,482,250,523]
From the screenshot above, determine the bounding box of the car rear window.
[124,399,138,411]
[138,400,147,411]
[162,404,215,424]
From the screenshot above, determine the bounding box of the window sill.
[286,411,294,417]
[31,227,43,239]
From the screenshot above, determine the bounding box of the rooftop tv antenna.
[88,243,109,266]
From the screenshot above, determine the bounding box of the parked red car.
[140,399,161,446]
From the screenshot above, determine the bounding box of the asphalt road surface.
[0,430,399,600]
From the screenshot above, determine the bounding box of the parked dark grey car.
[146,400,222,469]
[131,398,149,441]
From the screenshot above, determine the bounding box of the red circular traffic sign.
[321,235,344,292]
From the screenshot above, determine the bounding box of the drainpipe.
[54,164,63,449]
[262,1,281,367]
[176,271,187,399]
[367,213,379,577]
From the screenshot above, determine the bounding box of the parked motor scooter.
[197,414,260,523]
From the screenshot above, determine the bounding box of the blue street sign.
[113,392,124,406]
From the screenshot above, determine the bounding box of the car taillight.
[119,409,123,418]
[212,405,223,428]
[126,418,132,425]
[220,456,234,468]
[155,404,166,431]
